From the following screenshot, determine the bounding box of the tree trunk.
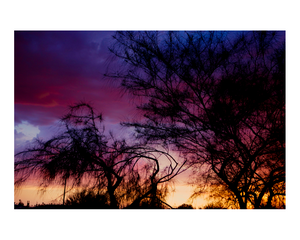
[239,200,247,209]
[63,178,67,205]
[108,189,119,209]
[233,189,247,209]
[150,184,157,208]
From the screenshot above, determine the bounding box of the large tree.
[15,102,186,208]
[107,31,285,209]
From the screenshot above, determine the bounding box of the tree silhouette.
[107,31,285,209]
[15,102,186,208]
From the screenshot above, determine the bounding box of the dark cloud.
[15,31,137,149]
[15,31,113,104]
[15,31,135,123]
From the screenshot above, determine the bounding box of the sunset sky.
[14,31,202,207]
[13,30,289,209]
[15,31,136,153]
[5,1,298,239]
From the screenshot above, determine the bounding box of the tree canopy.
[15,102,186,209]
[107,31,285,209]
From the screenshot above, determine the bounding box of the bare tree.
[15,102,186,208]
[107,31,285,209]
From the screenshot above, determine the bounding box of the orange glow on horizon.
[166,185,207,209]
[14,185,66,206]
[14,183,208,208]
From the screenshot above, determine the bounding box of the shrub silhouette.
[177,203,194,209]
[203,202,226,209]
[65,189,110,209]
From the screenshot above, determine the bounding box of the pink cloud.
[15,31,135,123]
[15,31,139,151]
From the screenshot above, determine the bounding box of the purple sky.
[7,4,297,239]
[15,31,138,153]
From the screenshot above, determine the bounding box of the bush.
[177,204,194,209]
[203,202,226,209]
[66,189,110,209]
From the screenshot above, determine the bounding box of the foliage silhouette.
[107,31,285,209]
[17,199,24,207]
[176,203,194,209]
[65,189,110,209]
[15,102,186,209]
[203,202,226,209]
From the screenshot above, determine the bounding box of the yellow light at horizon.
[166,185,207,209]
[14,185,67,206]
[14,184,208,208]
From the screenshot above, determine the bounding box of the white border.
[2,1,299,239]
